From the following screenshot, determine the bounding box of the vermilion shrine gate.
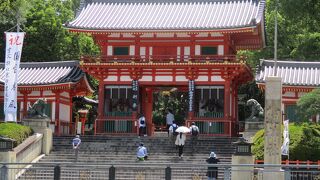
[66,0,266,136]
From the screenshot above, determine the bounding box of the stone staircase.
[20,134,239,179]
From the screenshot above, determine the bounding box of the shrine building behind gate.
[65,0,266,136]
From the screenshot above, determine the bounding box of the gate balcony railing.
[81,55,237,64]
[1,162,319,180]
[95,119,137,135]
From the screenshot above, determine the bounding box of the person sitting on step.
[136,143,148,161]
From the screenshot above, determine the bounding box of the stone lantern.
[78,109,88,135]
[233,138,252,156]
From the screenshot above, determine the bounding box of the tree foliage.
[0,0,99,62]
[297,89,320,120]
[252,123,320,161]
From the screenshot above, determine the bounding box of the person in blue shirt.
[72,135,81,161]
[136,143,148,161]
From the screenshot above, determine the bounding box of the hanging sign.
[188,80,195,112]
[4,32,25,122]
[132,80,139,111]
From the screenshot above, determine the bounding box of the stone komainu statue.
[27,98,48,118]
[246,99,264,121]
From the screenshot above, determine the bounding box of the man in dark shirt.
[206,152,220,180]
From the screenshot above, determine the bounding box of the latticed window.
[104,86,133,116]
[201,46,217,55]
[113,47,129,55]
[194,86,224,118]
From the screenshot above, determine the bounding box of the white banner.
[4,32,25,122]
[281,119,290,155]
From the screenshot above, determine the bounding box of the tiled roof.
[0,61,85,86]
[256,60,320,87]
[66,0,265,30]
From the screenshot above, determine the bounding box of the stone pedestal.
[23,117,52,155]
[263,77,284,180]
[243,121,264,142]
[231,155,255,180]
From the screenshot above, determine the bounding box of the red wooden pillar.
[21,90,31,119]
[97,81,105,119]
[145,87,153,136]
[53,90,61,135]
[224,80,231,136]
[69,91,75,135]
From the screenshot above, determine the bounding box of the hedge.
[252,123,320,161]
[0,122,33,147]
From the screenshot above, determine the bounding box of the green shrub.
[252,123,320,161]
[0,123,33,147]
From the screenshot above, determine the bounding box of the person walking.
[168,121,178,142]
[136,143,148,161]
[166,109,175,137]
[138,113,147,137]
[175,132,186,158]
[72,134,81,162]
[206,152,220,180]
[189,122,199,151]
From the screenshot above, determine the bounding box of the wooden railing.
[81,55,237,64]
[185,119,237,137]
[95,118,137,135]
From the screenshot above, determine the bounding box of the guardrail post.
[165,166,171,180]
[109,165,115,180]
[284,167,291,180]
[224,167,231,180]
[54,164,61,180]
[1,164,8,180]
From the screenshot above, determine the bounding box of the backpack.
[191,126,199,136]
[172,125,178,136]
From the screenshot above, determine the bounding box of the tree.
[0,0,99,62]
[297,88,320,120]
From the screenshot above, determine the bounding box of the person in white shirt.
[136,143,148,161]
[138,113,146,136]
[175,132,186,158]
[72,135,81,161]
[166,109,175,136]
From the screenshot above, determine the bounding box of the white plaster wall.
[218,45,224,55]
[195,76,209,81]
[176,76,188,82]
[140,47,146,56]
[107,46,113,56]
[211,76,225,81]
[105,76,118,81]
[59,103,70,122]
[149,47,153,55]
[129,45,135,55]
[60,92,69,98]
[195,45,201,55]
[140,76,152,81]
[156,33,174,37]
[109,33,120,37]
[43,90,53,96]
[120,76,132,81]
[29,91,40,96]
[122,33,134,37]
[283,91,295,97]
[184,47,190,57]
[52,102,56,121]
[298,92,306,97]
[155,76,173,81]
